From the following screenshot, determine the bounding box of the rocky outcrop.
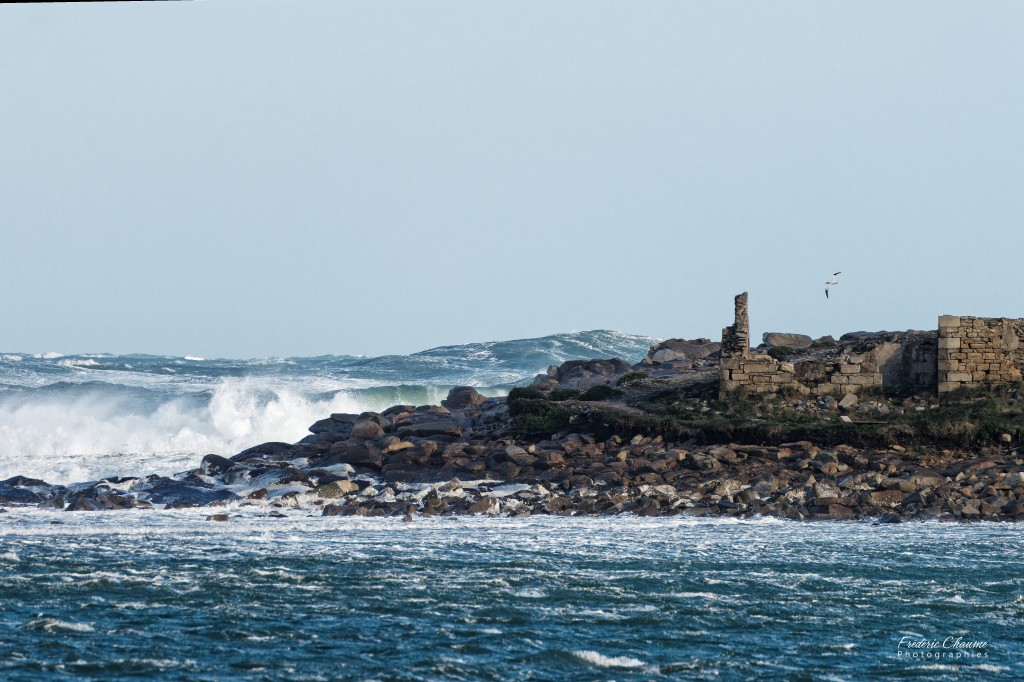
[5,385,1024,523]
[531,358,633,391]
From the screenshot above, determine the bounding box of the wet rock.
[351,420,386,440]
[394,417,463,439]
[442,386,487,410]
[467,497,499,515]
[139,477,240,508]
[200,454,236,477]
[231,442,294,462]
[327,441,384,469]
[315,479,360,498]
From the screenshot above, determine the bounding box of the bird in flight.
[825,272,841,299]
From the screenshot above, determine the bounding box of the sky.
[1,1,1022,358]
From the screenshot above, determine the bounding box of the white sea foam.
[0,550,20,562]
[0,378,373,483]
[572,650,646,668]
[1,354,22,362]
[57,359,100,368]
[22,617,95,633]
[976,664,1010,673]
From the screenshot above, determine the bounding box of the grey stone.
[762,333,813,349]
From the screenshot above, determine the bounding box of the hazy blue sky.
[1,1,1022,358]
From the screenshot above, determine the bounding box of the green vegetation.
[507,387,575,436]
[578,385,623,401]
[548,388,582,401]
[506,380,1024,448]
[767,346,798,360]
[629,387,1024,449]
[616,371,647,387]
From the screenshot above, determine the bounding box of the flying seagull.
[825,272,841,299]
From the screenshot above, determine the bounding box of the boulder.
[762,333,813,350]
[139,477,240,508]
[327,441,384,469]
[651,349,685,364]
[315,479,360,498]
[838,393,859,409]
[442,386,486,410]
[647,338,720,360]
[200,454,236,477]
[551,358,632,390]
[351,420,386,440]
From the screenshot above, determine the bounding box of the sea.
[1,331,1021,681]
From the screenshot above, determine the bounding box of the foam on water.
[572,650,647,668]
[0,331,658,483]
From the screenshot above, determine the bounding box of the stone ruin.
[720,292,1024,399]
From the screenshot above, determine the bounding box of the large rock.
[762,333,813,350]
[138,477,240,508]
[551,358,632,390]
[647,338,720,361]
[442,386,486,410]
[394,416,463,438]
[351,420,386,440]
[327,441,384,469]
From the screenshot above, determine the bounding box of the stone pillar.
[734,292,749,358]
[721,292,750,359]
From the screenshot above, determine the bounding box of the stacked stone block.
[937,315,1024,393]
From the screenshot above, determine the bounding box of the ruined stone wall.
[720,292,938,399]
[937,315,1024,393]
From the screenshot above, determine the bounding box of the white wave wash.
[0,331,658,484]
[0,379,372,483]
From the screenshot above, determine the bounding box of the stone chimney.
[721,292,750,359]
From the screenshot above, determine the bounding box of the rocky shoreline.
[3,381,1024,522]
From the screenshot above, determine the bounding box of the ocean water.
[0,331,658,484]
[0,512,1019,681]
[2,331,1021,681]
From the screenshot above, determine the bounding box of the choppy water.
[0,330,657,483]
[0,513,1019,681]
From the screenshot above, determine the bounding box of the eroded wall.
[937,315,1024,393]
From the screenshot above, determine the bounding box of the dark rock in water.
[206,513,231,522]
[61,485,142,512]
[327,441,384,469]
[2,476,51,487]
[200,454,236,477]
[138,477,240,508]
[442,386,486,410]
[874,513,903,524]
[0,477,65,505]
[381,404,415,417]
[231,442,294,462]
[309,414,358,436]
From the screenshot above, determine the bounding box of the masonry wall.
[937,315,1024,393]
[719,292,938,399]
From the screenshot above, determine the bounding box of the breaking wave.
[0,330,659,483]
